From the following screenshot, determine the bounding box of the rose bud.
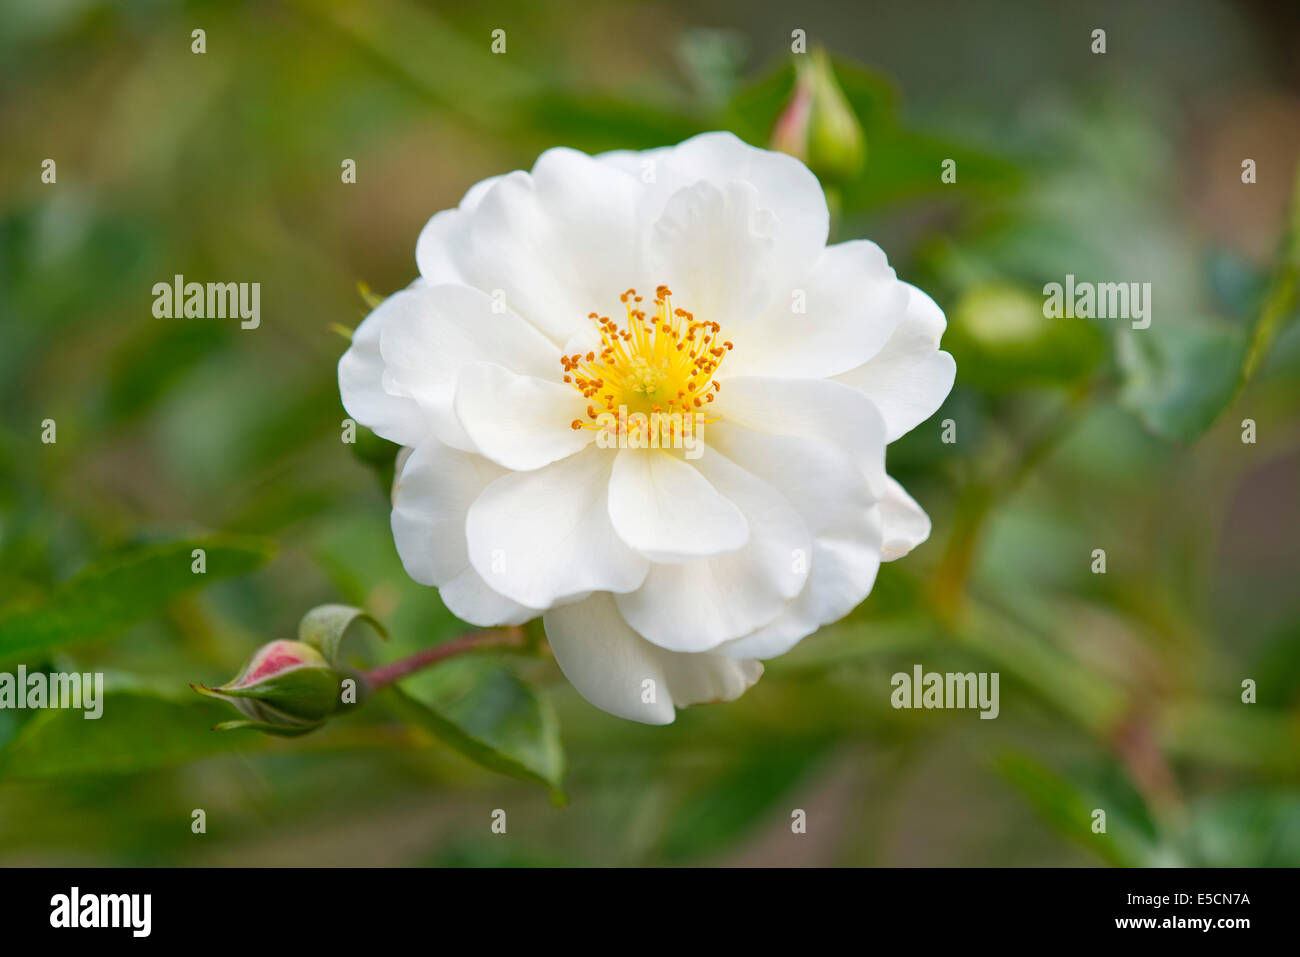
[192,639,343,736]
[771,47,865,186]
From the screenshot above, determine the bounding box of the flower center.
[564,286,732,440]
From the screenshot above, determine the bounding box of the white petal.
[466,447,648,608]
[390,440,539,626]
[378,284,561,452]
[639,131,828,295]
[390,446,414,506]
[453,362,593,471]
[460,149,642,344]
[713,375,888,498]
[440,568,538,627]
[880,475,932,561]
[608,449,749,563]
[615,447,809,652]
[385,283,559,376]
[415,175,501,284]
[723,240,910,379]
[338,287,430,448]
[593,146,671,178]
[645,180,780,329]
[544,593,762,725]
[709,423,882,659]
[834,283,956,442]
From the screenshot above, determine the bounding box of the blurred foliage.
[1,0,1298,866]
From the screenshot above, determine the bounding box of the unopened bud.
[771,47,865,185]
[192,640,343,736]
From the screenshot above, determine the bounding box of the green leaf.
[0,535,276,662]
[102,321,228,423]
[1159,701,1300,773]
[842,128,1021,210]
[0,688,264,779]
[655,740,830,863]
[994,751,1156,867]
[1117,317,1248,443]
[1183,792,1300,867]
[386,661,564,800]
[521,92,700,153]
[297,603,387,666]
[1117,162,1300,443]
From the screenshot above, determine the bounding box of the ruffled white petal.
[615,447,809,652]
[592,146,670,180]
[713,375,888,498]
[634,131,828,298]
[466,447,648,608]
[722,240,910,380]
[544,592,762,724]
[645,180,780,330]
[338,286,432,448]
[415,175,502,284]
[879,475,932,561]
[834,283,956,442]
[390,440,539,627]
[453,361,593,471]
[378,284,561,452]
[458,148,642,344]
[440,570,538,627]
[608,448,749,563]
[708,423,881,659]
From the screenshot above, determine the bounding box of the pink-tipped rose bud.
[771,47,865,185]
[193,640,343,736]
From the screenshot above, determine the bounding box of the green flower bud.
[193,640,343,736]
[771,48,866,186]
[945,282,1106,392]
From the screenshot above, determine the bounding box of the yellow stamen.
[562,287,729,443]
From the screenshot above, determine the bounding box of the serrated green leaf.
[0,535,276,662]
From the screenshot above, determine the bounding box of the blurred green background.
[2,0,1299,866]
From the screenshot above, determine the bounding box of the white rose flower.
[339,132,955,724]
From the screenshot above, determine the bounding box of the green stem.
[931,383,1098,623]
[1240,158,1300,385]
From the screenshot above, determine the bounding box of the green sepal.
[203,665,340,721]
[212,719,323,737]
[297,604,387,667]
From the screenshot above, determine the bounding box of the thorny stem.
[363,626,526,690]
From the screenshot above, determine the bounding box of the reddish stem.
[363,626,524,690]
